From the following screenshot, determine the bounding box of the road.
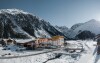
[0,47,64,59]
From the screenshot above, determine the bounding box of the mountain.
[0,9,66,39]
[67,19,100,39]
[66,23,83,39]
[55,26,69,36]
[70,23,83,30]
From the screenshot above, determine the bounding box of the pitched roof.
[52,35,64,41]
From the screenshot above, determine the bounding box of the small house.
[16,39,36,50]
[4,39,16,45]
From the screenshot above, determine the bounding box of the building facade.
[3,35,64,49]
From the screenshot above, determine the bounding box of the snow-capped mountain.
[67,19,100,39]
[70,23,83,30]
[0,9,65,39]
[55,26,69,36]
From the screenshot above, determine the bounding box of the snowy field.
[0,40,99,63]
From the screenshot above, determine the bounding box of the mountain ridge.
[0,9,66,39]
[67,19,100,39]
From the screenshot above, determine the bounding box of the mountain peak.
[90,19,96,21]
[87,19,98,23]
[84,19,100,25]
[0,9,29,14]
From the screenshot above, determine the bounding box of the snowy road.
[76,41,97,63]
[0,47,65,59]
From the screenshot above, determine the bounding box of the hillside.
[0,9,66,39]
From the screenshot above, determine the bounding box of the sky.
[0,0,100,28]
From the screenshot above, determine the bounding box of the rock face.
[0,9,65,39]
[67,19,100,39]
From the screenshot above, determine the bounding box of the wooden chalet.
[4,39,16,45]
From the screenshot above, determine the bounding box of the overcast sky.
[0,0,100,28]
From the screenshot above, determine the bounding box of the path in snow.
[87,46,100,63]
[76,41,97,63]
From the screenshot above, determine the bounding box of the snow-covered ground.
[0,40,99,63]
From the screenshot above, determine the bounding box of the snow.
[15,39,35,43]
[0,40,100,63]
[34,29,51,38]
[0,54,48,63]
[47,59,69,63]
[75,40,96,63]
[0,9,30,14]
[12,27,34,39]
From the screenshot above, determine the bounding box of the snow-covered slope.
[67,19,100,38]
[0,9,65,39]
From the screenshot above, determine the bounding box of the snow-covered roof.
[15,39,36,43]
